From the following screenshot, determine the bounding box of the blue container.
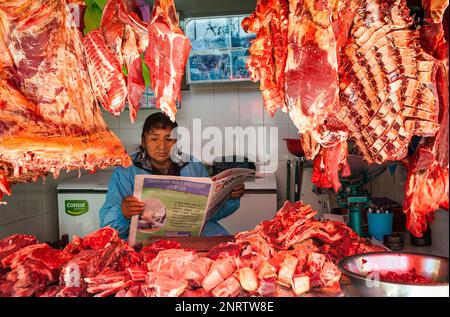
[367,212,393,241]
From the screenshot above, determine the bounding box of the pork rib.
[144,0,191,121]
[338,0,439,165]
[0,0,131,201]
[83,29,128,116]
[98,0,148,122]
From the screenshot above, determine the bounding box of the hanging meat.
[144,0,191,122]
[242,0,289,115]
[83,0,149,122]
[0,0,131,202]
[338,0,439,165]
[244,0,449,237]
[402,0,449,237]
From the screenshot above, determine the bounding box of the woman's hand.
[121,196,144,219]
[230,184,245,199]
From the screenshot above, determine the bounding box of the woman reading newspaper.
[99,112,245,240]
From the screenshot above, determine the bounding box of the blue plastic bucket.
[367,212,393,241]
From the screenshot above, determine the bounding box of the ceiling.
[144,0,257,18]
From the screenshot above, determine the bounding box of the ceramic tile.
[190,89,215,126]
[23,186,46,217]
[118,128,141,153]
[263,107,290,126]
[5,185,27,224]
[0,206,6,226]
[213,83,239,90]
[44,212,59,242]
[176,90,191,126]
[101,109,120,129]
[214,89,239,126]
[26,214,45,241]
[6,219,28,236]
[238,88,264,125]
[119,108,158,129]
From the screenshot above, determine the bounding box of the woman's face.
[142,128,176,163]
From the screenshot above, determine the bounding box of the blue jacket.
[99,153,240,240]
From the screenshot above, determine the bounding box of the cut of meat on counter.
[0,201,385,297]
[0,0,131,202]
[243,0,449,237]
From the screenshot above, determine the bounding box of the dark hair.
[141,112,178,141]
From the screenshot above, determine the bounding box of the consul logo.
[65,200,89,216]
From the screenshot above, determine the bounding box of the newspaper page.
[128,168,256,246]
[129,175,213,246]
[204,168,256,222]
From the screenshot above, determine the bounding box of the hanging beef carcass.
[284,0,341,143]
[84,0,149,122]
[242,0,289,115]
[144,0,191,122]
[0,0,131,202]
[244,0,449,236]
[402,0,449,237]
[338,0,440,165]
[312,0,442,191]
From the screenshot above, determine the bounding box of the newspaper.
[128,168,256,246]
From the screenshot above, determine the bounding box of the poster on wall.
[185,15,256,84]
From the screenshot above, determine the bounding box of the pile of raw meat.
[0,201,384,297]
[0,0,190,201]
[243,0,449,237]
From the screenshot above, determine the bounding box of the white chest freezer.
[57,170,113,240]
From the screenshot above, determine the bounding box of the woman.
[99,112,245,240]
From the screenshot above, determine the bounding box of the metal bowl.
[338,252,449,297]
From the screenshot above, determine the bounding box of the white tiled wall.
[0,170,76,241]
[0,82,409,240]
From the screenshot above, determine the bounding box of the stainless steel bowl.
[338,252,449,297]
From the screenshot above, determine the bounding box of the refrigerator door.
[57,192,106,240]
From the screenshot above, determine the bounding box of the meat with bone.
[311,140,351,192]
[83,30,128,116]
[242,0,289,115]
[0,234,37,262]
[0,201,386,297]
[284,0,341,145]
[244,0,448,237]
[0,242,73,297]
[422,0,449,22]
[0,0,131,202]
[338,0,439,165]
[237,200,385,262]
[144,0,191,122]
[85,0,148,122]
[57,227,125,297]
[403,2,449,237]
